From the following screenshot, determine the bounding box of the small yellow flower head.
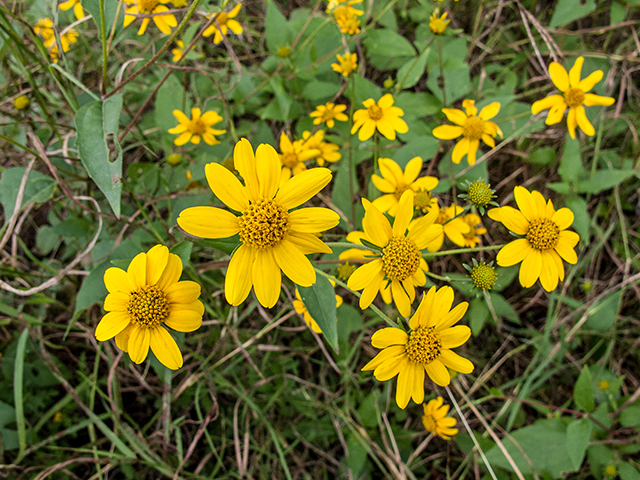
[469,262,497,290]
[429,11,449,35]
[333,5,362,34]
[123,0,178,36]
[168,108,226,146]
[337,261,357,281]
[422,397,459,440]
[277,46,291,58]
[59,0,86,20]
[532,57,615,139]
[432,99,503,165]
[34,18,55,41]
[466,179,496,211]
[383,78,394,89]
[167,153,182,166]
[171,40,194,62]
[172,0,187,6]
[326,0,362,14]
[352,94,409,141]
[13,95,30,111]
[598,380,610,391]
[310,102,349,128]
[427,204,471,252]
[332,52,358,77]
[53,411,63,422]
[300,130,341,167]
[581,280,593,292]
[605,465,617,477]
[203,3,243,44]
[278,132,321,182]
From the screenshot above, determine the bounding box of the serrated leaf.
[75,94,124,217]
[574,366,595,412]
[566,418,592,471]
[297,275,338,353]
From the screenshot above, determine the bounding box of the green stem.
[349,75,356,225]
[326,241,382,253]
[437,36,447,107]
[99,0,108,94]
[424,244,505,258]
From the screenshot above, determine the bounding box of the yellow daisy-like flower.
[171,40,195,62]
[531,56,615,139]
[422,397,459,440]
[310,102,349,128]
[123,0,177,35]
[14,95,30,111]
[301,130,341,167]
[429,11,449,35]
[459,213,486,248]
[332,52,358,77]
[326,0,362,14]
[95,245,204,370]
[278,132,321,182]
[333,5,362,35]
[372,157,439,216]
[488,186,579,291]
[177,138,340,308]
[35,19,78,62]
[293,286,343,334]
[347,190,442,317]
[168,108,226,146]
[352,94,409,141]
[203,3,243,44]
[362,285,474,409]
[432,99,503,165]
[426,204,471,252]
[59,0,86,20]
[34,18,55,41]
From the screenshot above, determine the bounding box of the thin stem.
[437,36,447,107]
[325,241,382,253]
[349,75,357,225]
[99,0,108,94]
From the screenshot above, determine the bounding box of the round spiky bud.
[470,262,497,290]
[167,153,182,166]
[277,46,291,58]
[337,261,357,281]
[14,95,30,111]
[468,179,494,208]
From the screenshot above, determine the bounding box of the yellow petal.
[438,350,473,374]
[478,102,500,121]
[439,325,471,348]
[286,231,332,254]
[252,249,281,308]
[555,236,578,264]
[225,244,255,306]
[451,137,469,164]
[149,327,183,370]
[578,70,603,93]
[275,167,332,210]
[497,206,529,235]
[348,259,384,290]
[435,302,469,330]
[403,156,423,184]
[372,194,398,214]
[95,311,131,341]
[177,206,240,239]
[255,143,280,199]
[104,267,132,294]
[424,285,454,327]
[539,251,559,291]
[467,139,479,165]
[128,326,150,364]
[514,186,540,221]
[362,344,405,371]
[289,207,340,233]
[531,95,565,114]
[425,360,451,386]
[392,190,414,237]
[496,238,531,267]
[104,292,129,312]
[272,239,315,286]
[567,108,577,139]
[165,281,201,304]
[165,305,204,332]
[546,101,567,125]
[359,269,385,309]
[583,94,615,107]
[234,138,260,202]
[127,252,147,290]
[519,249,542,288]
[549,62,569,92]
[357,119,377,141]
[146,245,169,286]
[362,199,392,247]
[371,327,409,349]
[115,324,133,352]
[575,105,595,136]
[374,354,408,382]
[432,125,463,140]
[379,157,404,185]
[395,362,415,409]
[441,108,467,126]
[409,362,425,405]
[375,119,398,140]
[482,134,495,148]
[378,94,394,109]
[205,163,249,212]
[156,254,183,291]
[552,208,574,230]
[372,174,396,194]
[568,56,583,88]
[391,280,411,318]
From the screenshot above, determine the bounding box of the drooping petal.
[95,311,131,341]
[519,249,542,288]
[115,324,134,352]
[275,168,332,210]
[567,107,578,139]
[252,249,281,308]
[438,350,474,374]
[549,62,569,92]
[391,280,411,318]
[104,267,132,294]
[289,207,340,233]
[128,326,150,364]
[575,105,595,136]
[396,362,416,409]
[362,199,393,247]
[496,239,532,267]
[205,163,249,212]
[451,137,469,164]
[371,328,409,349]
[225,244,255,306]
[359,270,385,309]
[546,101,568,125]
[375,119,398,140]
[272,239,315,286]
[146,245,169,286]
[425,360,451,386]
[149,327,183,370]
[539,251,559,291]
[467,139,479,165]
[410,362,426,405]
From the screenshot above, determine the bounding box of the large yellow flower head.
[203,3,243,44]
[426,204,471,252]
[332,52,357,77]
[372,157,439,217]
[362,285,474,409]
[352,94,409,141]
[177,138,340,308]
[95,245,204,370]
[531,57,615,139]
[123,0,177,35]
[59,0,87,20]
[168,108,226,146]
[300,130,341,166]
[488,186,579,291]
[278,132,322,182]
[310,102,349,128]
[432,99,503,165]
[347,190,442,317]
[422,397,459,440]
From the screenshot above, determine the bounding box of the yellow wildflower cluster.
[34,18,78,62]
[278,131,341,182]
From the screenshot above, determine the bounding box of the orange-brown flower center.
[405,326,442,364]
[239,199,290,249]
[526,218,560,250]
[282,152,299,168]
[382,237,420,281]
[435,209,450,225]
[393,183,411,200]
[368,104,384,121]
[414,189,433,213]
[463,116,484,141]
[127,285,169,327]
[564,88,585,108]
[422,413,437,433]
[189,118,207,135]
[137,0,159,13]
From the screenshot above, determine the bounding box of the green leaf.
[265,0,291,55]
[576,169,636,194]
[393,136,439,169]
[566,196,590,245]
[75,94,124,217]
[558,137,585,184]
[0,168,55,227]
[81,0,122,35]
[610,1,626,24]
[0,400,19,451]
[170,241,193,267]
[620,405,640,428]
[297,275,338,353]
[619,462,640,480]
[73,261,110,319]
[155,74,187,139]
[574,366,595,412]
[363,29,416,58]
[396,47,429,90]
[302,81,340,101]
[566,418,592,471]
[468,297,490,335]
[527,146,556,165]
[550,0,597,28]
[585,290,621,331]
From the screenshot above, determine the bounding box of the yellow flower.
[352,94,409,141]
[531,56,615,139]
[432,99,503,165]
[362,285,474,409]
[372,157,439,216]
[172,0,187,6]
[35,19,78,62]
[95,245,204,370]
[598,380,610,391]
[426,204,471,252]
[203,3,243,44]
[124,0,177,35]
[53,411,63,422]
[177,138,340,308]
[459,213,486,248]
[326,0,362,14]
[59,0,86,20]
[488,186,579,291]
[171,40,194,62]
[278,132,321,182]
[301,130,341,167]
[293,286,343,333]
[347,190,442,317]
[333,5,362,34]
[168,108,226,146]
[605,466,617,477]
[13,95,30,111]
[469,262,497,290]
[34,18,55,41]
[429,11,449,35]
[422,397,459,440]
[310,102,349,128]
[332,52,358,77]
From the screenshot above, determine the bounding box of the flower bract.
[351,94,409,141]
[168,108,226,146]
[422,397,459,440]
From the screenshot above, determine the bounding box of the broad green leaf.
[353,74,382,105]
[73,260,110,319]
[550,0,597,28]
[363,29,416,58]
[566,418,592,471]
[610,1,626,24]
[81,0,123,35]
[620,405,640,428]
[426,61,471,105]
[574,366,595,412]
[0,400,19,450]
[297,275,338,353]
[393,136,439,169]
[336,303,363,362]
[489,293,520,323]
[585,291,621,331]
[155,74,187,139]
[345,433,368,476]
[302,81,340,101]
[396,47,429,90]
[0,168,55,226]
[170,241,193,267]
[619,462,640,480]
[265,0,291,55]
[75,94,124,217]
[527,146,556,165]
[576,169,636,194]
[558,137,585,184]
[566,196,590,245]
[469,297,490,335]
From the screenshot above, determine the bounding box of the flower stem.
[99,0,108,95]
[437,36,447,107]
[349,75,356,225]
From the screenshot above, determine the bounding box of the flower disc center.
[137,0,159,13]
[368,105,383,121]
[127,285,169,328]
[414,189,433,213]
[564,88,585,108]
[463,116,485,141]
[382,237,420,281]
[239,199,290,249]
[470,263,497,290]
[282,152,299,168]
[190,118,207,135]
[422,413,437,433]
[435,208,450,225]
[393,183,411,200]
[405,326,442,364]
[526,218,560,250]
